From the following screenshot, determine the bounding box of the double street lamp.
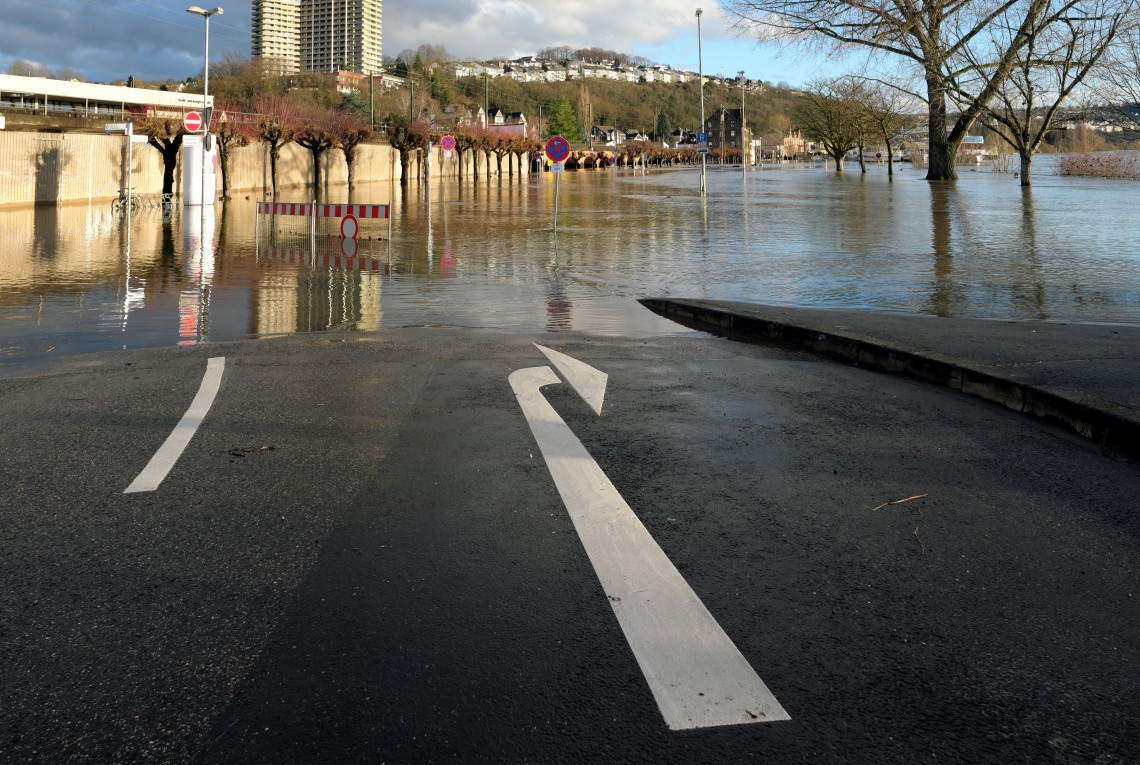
[186,5,222,210]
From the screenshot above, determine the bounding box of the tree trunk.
[831,151,845,172]
[218,149,230,197]
[399,149,410,185]
[161,144,178,197]
[858,144,867,174]
[310,148,322,198]
[926,75,958,181]
[1019,151,1033,187]
[269,145,279,197]
[886,139,894,179]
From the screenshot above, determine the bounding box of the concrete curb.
[640,298,1139,460]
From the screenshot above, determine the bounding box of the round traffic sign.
[545,136,570,163]
[340,214,358,240]
[440,134,456,151]
[184,111,203,132]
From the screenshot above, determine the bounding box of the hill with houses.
[377,50,806,154]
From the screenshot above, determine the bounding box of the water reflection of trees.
[1009,188,1046,319]
[929,183,955,317]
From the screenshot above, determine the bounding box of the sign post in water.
[545,136,571,233]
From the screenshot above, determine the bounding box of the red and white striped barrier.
[256,202,390,219]
[256,200,393,242]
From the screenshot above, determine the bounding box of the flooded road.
[2,159,1138,373]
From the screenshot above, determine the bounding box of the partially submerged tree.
[861,82,914,178]
[330,111,374,190]
[975,1,1125,186]
[793,79,863,171]
[212,100,257,198]
[137,117,185,197]
[385,121,426,185]
[720,0,1136,180]
[253,95,300,197]
[296,104,338,199]
[489,132,513,175]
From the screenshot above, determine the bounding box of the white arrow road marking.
[125,357,225,494]
[535,344,608,415]
[510,364,790,730]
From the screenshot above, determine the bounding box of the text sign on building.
[545,136,571,163]
[184,111,203,132]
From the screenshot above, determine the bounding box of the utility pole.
[409,78,414,125]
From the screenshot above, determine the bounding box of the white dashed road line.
[124,356,225,494]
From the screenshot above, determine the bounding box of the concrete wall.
[0,131,167,207]
[0,130,532,207]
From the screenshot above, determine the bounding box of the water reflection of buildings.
[254,240,384,334]
[178,208,216,345]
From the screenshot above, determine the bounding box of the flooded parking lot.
[2,159,1138,373]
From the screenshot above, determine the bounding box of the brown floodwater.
[1,159,1138,374]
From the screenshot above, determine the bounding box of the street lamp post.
[186,5,222,212]
[696,8,706,194]
[739,70,746,177]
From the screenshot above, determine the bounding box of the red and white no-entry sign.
[340,214,358,239]
[184,111,203,132]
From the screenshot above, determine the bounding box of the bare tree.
[455,128,486,181]
[794,79,864,171]
[296,104,338,199]
[330,111,374,190]
[385,122,426,185]
[861,81,915,178]
[972,0,1126,185]
[1097,24,1140,127]
[6,59,52,77]
[253,95,301,197]
[137,117,185,197]
[213,100,257,198]
[720,0,1127,181]
[489,132,514,175]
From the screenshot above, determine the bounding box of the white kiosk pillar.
[182,134,218,206]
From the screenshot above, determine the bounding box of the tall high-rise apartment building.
[252,0,382,76]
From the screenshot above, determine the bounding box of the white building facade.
[252,0,382,76]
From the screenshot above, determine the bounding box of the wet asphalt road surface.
[1,327,1138,763]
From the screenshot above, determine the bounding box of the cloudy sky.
[3,0,834,86]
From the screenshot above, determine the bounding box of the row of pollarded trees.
[385,122,544,184]
[134,95,374,200]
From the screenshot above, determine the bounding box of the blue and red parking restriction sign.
[545,136,570,163]
[440,134,456,151]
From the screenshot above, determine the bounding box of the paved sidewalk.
[640,298,1140,460]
